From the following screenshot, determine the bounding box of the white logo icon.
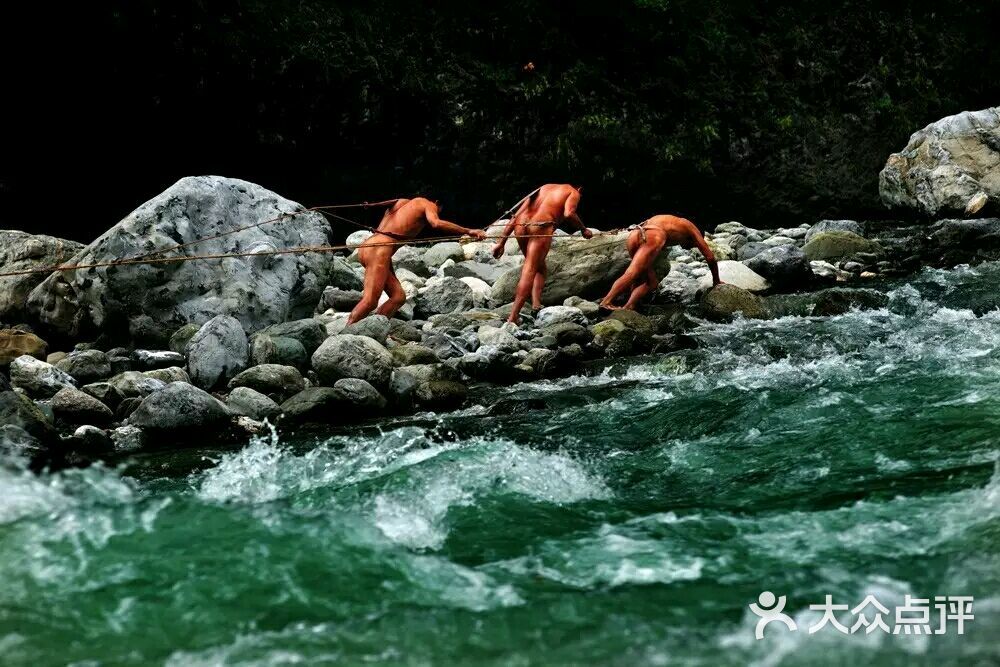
[749,591,797,639]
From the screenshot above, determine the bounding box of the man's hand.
[465,229,487,241]
[492,242,505,259]
[582,228,594,239]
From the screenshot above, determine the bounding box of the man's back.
[646,214,702,246]
[521,184,578,224]
[376,198,431,238]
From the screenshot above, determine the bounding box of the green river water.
[2,264,999,666]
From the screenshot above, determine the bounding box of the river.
[2,263,999,666]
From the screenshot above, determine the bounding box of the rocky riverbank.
[2,108,999,469]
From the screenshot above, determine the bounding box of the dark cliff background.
[4,0,999,241]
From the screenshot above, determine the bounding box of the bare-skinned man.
[599,214,721,311]
[349,198,486,324]
[492,184,593,324]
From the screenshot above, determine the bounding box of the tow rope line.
[0,200,636,279]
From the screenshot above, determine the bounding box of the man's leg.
[508,238,548,324]
[600,244,658,310]
[349,251,390,324]
[623,267,659,310]
[531,258,548,309]
[375,265,407,318]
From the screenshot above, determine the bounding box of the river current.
[2,263,999,665]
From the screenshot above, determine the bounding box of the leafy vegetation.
[5,0,999,237]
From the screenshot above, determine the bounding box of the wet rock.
[811,288,889,316]
[81,382,124,409]
[698,260,769,292]
[113,399,138,421]
[0,329,47,366]
[317,286,363,312]
[805,220,864,242]
[128,382,230,432]
[135,350,186,371]
[392,245,429,276]
[541,322,593,347]
[390,343,440,366]
[536,305,586,328]
[227,364,305,402]
[332,378,386,412]
[311,334,393,388]
[415,276,476,317]
[144,367,191,384]
[110,425,145,453]
[249,333,308,368]
[0,425,45,461]
[879,107,1000,216]
[260,318,328,356]
[736,242,770,261]
[71,425,114,454]
[701,284,769,321]
[607,310,656,337]
[226,386,281,421]
[328,255,364,290]
[929,218,1000,263]
[421,331,478,360]
[342,314,391,344]
[745,244,813,289]
[9,356,76,397]
[278,387,343,424]
[444,260,506,284]
[522,347,558,375]
[54,349,112,384]
[458,277,492,304]
[26,176,335,338]
[168,323,201,355]
[414,380,467,410]
[50,386,114,425]
[563,296,600,318]
[388,319,423,343]
[477,324,521,352]
[803,231,883,262]
[0,389,55,442]
[187,315,249,390]
[0,231,84,322]
[423,242,466,270]
[107,371,165,399]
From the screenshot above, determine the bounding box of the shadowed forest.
[4,0,999,240]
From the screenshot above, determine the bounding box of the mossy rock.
[803,231,882,261]
[701,284,769,320]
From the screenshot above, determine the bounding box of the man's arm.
[492,216,519,259]
[691,229,722,286]
[563,189,593,239]
[425,203,486,240]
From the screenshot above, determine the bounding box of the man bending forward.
[492,184,593,324]
[599,214,720,310]
[349,198,485,324]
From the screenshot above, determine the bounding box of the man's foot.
[507,316,520,325]
[598,302,622,311]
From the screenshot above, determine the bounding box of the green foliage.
[87,1,1000,230]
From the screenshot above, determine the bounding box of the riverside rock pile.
[3,108,1000,467]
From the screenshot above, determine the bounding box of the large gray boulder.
[50,386,114,425]
[745,245,812,289]
[54,350,112,384]
[803,232,882,262]
[227,363,305,402]
[128,382,230,431]
[879,107,1000,217]
[0,231,84,322]
[311,334,393,388]
[804,220,864,243]
[26,176,334,338]
[490,232,674,305]
[226,386,280,421]
[9,356,76,397]
[187,315,249,389]
[414,277,477,317]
